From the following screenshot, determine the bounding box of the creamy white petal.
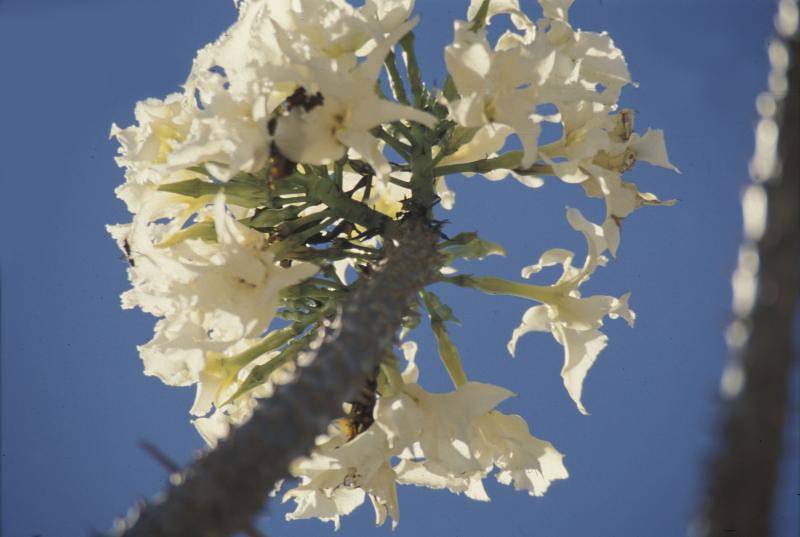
[552,324,608,414]
[629,128,679,172]
[471,412,568,496]
[521,248,575,279]
[507,305,551,357]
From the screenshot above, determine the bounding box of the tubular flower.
[507,208,635,414]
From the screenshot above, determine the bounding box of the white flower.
[537,101,618,184]
[274,17,436,179]
[539,17,631,107]
[394,458,491,501]
[268,0,371,70]
[581,163,677,256]
[538,0,574,22]
[164,79,272,181]
[436,123,545,187]
[361,0,416,35]
[114,194,317,392]
[444,19,555,167]
[392,349,567,501]
[388,347,509,500]
[283,340,421,529]
[192,339,298,444]
[189,0,286,103]
[508,208,635,414]
[399,382,514,476]
[283,338,567,527]
[470,411,568,496]
[112,81,273,183]
[283,397,417,529]
[191,343,274,417]
[534,107,677,255]
[110,93,197,184]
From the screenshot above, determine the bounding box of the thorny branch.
[697,4,800,535]
[112,218,442,537]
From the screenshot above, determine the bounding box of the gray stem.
[111,217,441,537]
[697,6,799,535]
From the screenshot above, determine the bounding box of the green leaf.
[420,289,460,324]
[430,323,468,387]
[279,282,340,300]
[437,124,481,161]
[157,174,271,208]
[421,290,467,387]
[399,31,425,105]
[186,165,210,176]
[439,232,505,263]
[246,206,305,229]
[378,354,404,397]
[223,175,273,207]
[158,178,219,198]
[223,328,316,404]
[156,221,216,248]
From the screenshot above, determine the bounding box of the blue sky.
[1,1,797,536]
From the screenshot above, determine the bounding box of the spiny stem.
[111,217,442,537]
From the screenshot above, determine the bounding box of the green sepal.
[279,282,341,300]
[224,328,317,404]
[158,173,271,208]
[157,178,218,197]
[245,206,305,229]
[378,352,404,397]
[436,124,481,161]
[399,31,425,106]
[430,322,467,387]
[420,289,461,325]
[448,126,481,150]
[206,323,307,407]
[420,290,467,387]
[439,232,506,263]
[156,221,216,248]
[186,165,210,176]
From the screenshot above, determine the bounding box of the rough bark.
[699,8,799,536]
[112,218,441,537]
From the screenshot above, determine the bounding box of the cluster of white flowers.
[440,0,675,416]
[108,0,424,417]
[109,0,674,529]
[283,342,567,528]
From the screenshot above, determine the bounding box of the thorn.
[139,440,181,474]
